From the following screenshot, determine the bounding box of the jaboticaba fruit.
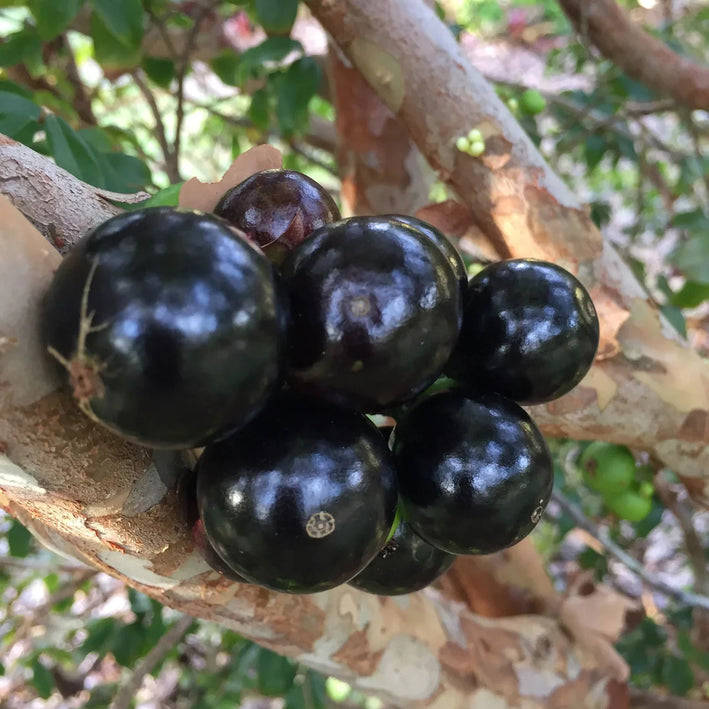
[446,259,599,404]
[281,216,463,412]
[349,519,456,595]
[41,207,285,449]
[214,169,340,264]
[393,389,553,555]
[383,214,468,302]
[196,392,398,594]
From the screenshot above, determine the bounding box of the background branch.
[558,0,709,111]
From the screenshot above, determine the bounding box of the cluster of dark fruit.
[42,168,600,596]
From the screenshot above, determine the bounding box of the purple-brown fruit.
[214,169,340,264]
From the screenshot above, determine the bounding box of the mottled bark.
[559,0,709,111]
[306,0,709,500]
[0,192,624,708]
[328,45,431,216]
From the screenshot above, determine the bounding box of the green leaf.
[0,661,4,676]
[80,618,116,656]
[91,0,143,45]
[45,114,105,187]
[30,658,54,699]
[100,152,151,193]
[143,56,175,87]
[0,91,41,137]
[239,37,302,78]
[256,648,297,696]
[273,56,320,136]
[254,0,299,35]
[210,51,241,86]
[671,209,709,232]
[248,87,271,130]
[661,655,694,696]
[29,0,83,40]
[44,573,60,593]
[584,134,608,171]
[0,31,41,69]
[660,305,687,338]
[8,520,33,558]
[126,182,183,209]
[670,282,709,309]
[90,9,142,70]
[671,234,709,284]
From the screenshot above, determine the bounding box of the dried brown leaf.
[178,145,283,213]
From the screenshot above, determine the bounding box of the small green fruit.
[606,489,652,522]
[507,97,519,112]
[456,136,470,153]
[580,441,635,495]
[520,89,546,115]
[467,128,483,143]
[467,140,485,157]
[638,481,654,498]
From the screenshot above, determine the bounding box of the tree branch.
[558,0,709,112]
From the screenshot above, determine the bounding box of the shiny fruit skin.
[282,216,462,412]
[606,489,652,522]
[349,520,455,595]
[383,214,467,301]
[393,389,552,555]
[196,392,398,594]
[446,259,599,404]
[41,207,285,448]
[214,169,340,264]
[580,441,635,495]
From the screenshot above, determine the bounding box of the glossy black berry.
[349,520,455,595]
[383,214,467,301]
[281,216,462,412]
[214,169,340,264]
[393,389,552,555]
[41,207,285,448]
[196,392,398,594]
[446,259,599,404]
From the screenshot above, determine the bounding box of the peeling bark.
[559,0,709,112]
[329,45,431,216]
[305,0,709,499]
[0,193,626,707]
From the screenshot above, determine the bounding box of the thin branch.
[654,472,709,596]
[131,70,180,184]
[172,2,219,183]
[559,0,709,111]
[551,489,709,611]
[110,614,194,709]
[60,34,97,126]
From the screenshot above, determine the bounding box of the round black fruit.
[393,389,553,555]
[349,520,455,595]
[446,259,599,404]
[282,216,462,412]
[214,169,340,264]
[383,214,467,301]
[42,207,285,448]
[196,392,398,594]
